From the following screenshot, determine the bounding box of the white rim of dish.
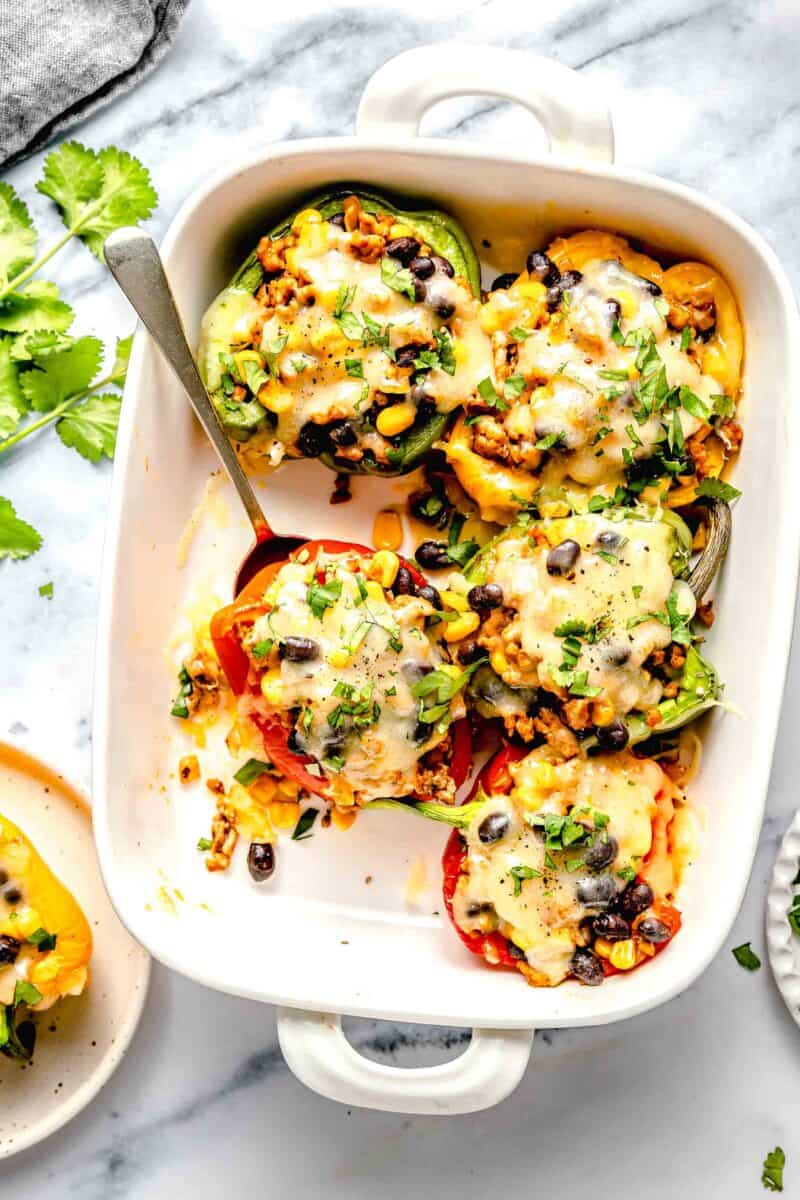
[0,746,151,1161]
[766,809,800,1022]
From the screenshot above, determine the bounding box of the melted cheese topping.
[244,553,457,802]
[0,814,92,1010]
[454,751,668,985]
[480,258,728,492]
[483,513,695,716]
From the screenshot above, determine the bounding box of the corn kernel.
[235,349,264,376]
[592,698,616,728]
[593,938,613,960]
[509,928,532,951]
[372,509,403,551]
[260,670,283,705]
[515,280,546,303]
[179,755,200,784]
[532,762,555,790]
[277,776,299,799]
[258,379,293,414]
[376,402,416,438]
[441,590,469,612]
[479,305,503,335]
[249,774,277,804]
[367,550,400,588]
[363,580,385,604]
[627,364,639,379]
[615,288,638,319]
[490,650,509,676]
[389,222,414,238]
[292,207,323,231]
[514,785,538,813]
[439,664,463,680]
[609,939,638,971]
[327,647,351,668]
[298,222,328,257]
[443,612,480,643]
[284,247,300,275]
[269,800,301,829]
[637,940,656,959]
[331,806,358,830]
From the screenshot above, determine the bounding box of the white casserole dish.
[92,45,800,1114]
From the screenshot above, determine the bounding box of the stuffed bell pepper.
[0,814,92,1061]
[199,188,492,475]
[210,540,473,807]
[446,231,743,522]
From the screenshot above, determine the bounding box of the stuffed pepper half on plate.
[460,505,722,754]
[370,742,688,988]
[200,188,492,475]
[210,540,472,807]
[446,231,743,521]
[0,815,92,1061]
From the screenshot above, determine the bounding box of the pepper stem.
[362,796,486,830]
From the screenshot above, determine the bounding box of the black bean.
[418,584,442,610]
[642,277,662,296]
[0,935,20,964]
[457,639,484,665]
[413,279,427,303]
[0,869,7,886]
[595,529,622,552]
[410,255,435,279]
[431,254,454,278]
[416,540,451,570]
[430,295,455,320]
[413,719,432,743]
[604,645,631,667]
[280,636,320,663]
[617,881,654,921]
[570,946,605,986]
[576,874,617,907]
[395,343,421,369]
[696,323,716,343]
[546,539,580,576]
[478,812,510,844]
[507,940,526,960]
[583,834,618,871]
[12,1020,35,1057]
[328,420,357,448]
[605,297,622,324]
[595,719,629,752]
[638,917,671,944]
[393,565,417,596]
[545,285,562,311]
[287,729,303,753]
[491,272,519,292]
[526,250,560,286]
[247,842,275,882]
[3,887,21,905]
[467,583,503,611]
[410,489,450,528]
[297,421,330,457]
[410,383,434,407]
[592,911,630,942]
[385,236,421,266]
[328,212,346,228]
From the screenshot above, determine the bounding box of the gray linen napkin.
[0,0,190,167]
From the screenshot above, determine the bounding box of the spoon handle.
[104,226,271,541]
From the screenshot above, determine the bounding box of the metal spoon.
[104,227,305,595]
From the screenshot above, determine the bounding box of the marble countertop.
[2,0,799,1194]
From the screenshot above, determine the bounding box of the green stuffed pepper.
[460,503,726,754]
[198,186,489,475]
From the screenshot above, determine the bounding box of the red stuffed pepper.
[210,539,472,807]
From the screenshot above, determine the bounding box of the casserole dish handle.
[277,1007,534,1114]
[356,45,614,163]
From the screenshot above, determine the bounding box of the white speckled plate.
[0,743,150,1159]
[767,810,800,1022]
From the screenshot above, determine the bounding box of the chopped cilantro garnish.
[292,807,319,840]
[535,431,567,451]
[170,665,193,719]
[197,837,212,851]
[477,376,506,411]
[680,326,692,352]
[509,325,531,341]
[307,577,343,618]
[762,1147,785,1192]
[381,256,417,302]
[234,758,271,786]
[27,927,57,952]
[510,864,542,896]
[345,358,364,379]
[732,942,761,971]
[695,477,741,502]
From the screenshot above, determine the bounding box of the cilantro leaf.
[20,336,103,412]
[0,338,26,438]
[37,143,158,260]
[0,281,74,335]
[695,477,741,502]
[14,980,43,1007]
[762,1147,785,1192]
[57,393,121,461]
[732,942,761,970]
[434,328,456,375]
[111,333,133,383]
[233,758,271,786]
[307,578,343,618]
[292,808,319,840]
[380,256,417,302]
[510,864,542,896]
[0,496,42,560]
[0,182,37,284]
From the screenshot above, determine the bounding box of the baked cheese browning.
[447,231,743,521]
[237,548,468,805]
[199,195,494,470]
[452,749,688,986]
[473,511,694,727]
[0,814,92,1058]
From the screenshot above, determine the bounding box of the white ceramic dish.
[0,744,150,1158]
[767,811,800,1024]
[93,45,800,1114]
